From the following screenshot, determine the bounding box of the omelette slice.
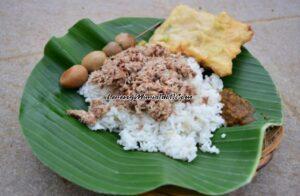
[149,5,253,77]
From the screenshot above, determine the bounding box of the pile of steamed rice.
[79,57,224,162]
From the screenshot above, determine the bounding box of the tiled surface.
[0,0,299,195]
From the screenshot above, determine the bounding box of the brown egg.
[82,51,107,72]
[102,42,123,56]
[115,33,136,49]
[60,65,88,89]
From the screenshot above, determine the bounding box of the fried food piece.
[221,88,255,126]
[149,5,253,77]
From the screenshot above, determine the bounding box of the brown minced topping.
[221,88,255,126]
[68,44,197,124]
[67,110,96,125]
[91,44,196,121]
[67,99,110,125]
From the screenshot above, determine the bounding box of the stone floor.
[0,0,299,195]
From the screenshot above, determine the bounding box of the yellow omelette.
[150,5,253,77]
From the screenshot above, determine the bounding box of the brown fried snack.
[221,88,255,126]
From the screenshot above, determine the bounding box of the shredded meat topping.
[89,99,110,119]
[67,99,110,125]
[67,110,96,125]
[90,44,196,121]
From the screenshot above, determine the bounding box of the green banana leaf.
[19,18,283,195]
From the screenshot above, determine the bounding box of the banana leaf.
[19,18,283,195]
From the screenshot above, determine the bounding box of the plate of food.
[19,5,283,195]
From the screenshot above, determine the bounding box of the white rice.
[78,57,224,162]
[221,133,227,139]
